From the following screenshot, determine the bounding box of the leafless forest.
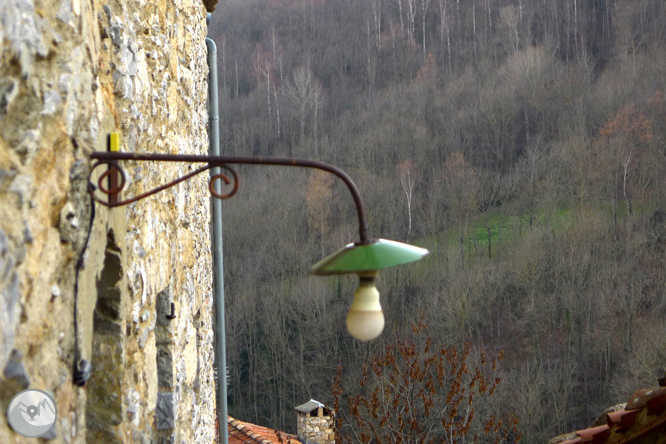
[207,0,666,441]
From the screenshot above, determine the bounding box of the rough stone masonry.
[0,0,218,442]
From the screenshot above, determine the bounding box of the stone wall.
[0,0,217,442]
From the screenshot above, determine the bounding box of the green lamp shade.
[310,239,429,275]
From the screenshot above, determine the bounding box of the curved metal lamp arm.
[89,151,371,245]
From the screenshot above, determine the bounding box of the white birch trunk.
[421,0,432,57]
[623,151,633,216]
[273,84,280,139]
[407,0,416,40]
[397,0,404,35]
[373,0,382,49]
[234,59,239,98]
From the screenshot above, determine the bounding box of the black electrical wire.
[72,187,96,386]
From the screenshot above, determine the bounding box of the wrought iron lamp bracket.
[89,158,238,207]
[89,151,371,245]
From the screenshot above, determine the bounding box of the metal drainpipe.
[206,14,228,444]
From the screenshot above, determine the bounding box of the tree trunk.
[398,0,404,36]
[623,152,633,216]
[273,84,280,139]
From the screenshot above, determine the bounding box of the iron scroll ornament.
[88,151,372,245]
[89,159,239,207]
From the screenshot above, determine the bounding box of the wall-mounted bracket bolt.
[74,359,92,386]
[166,302,176,320]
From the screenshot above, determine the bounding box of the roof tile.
[576,425,609,443]
[606,409,639,430]
[227,416,299,444]
[551,386,666,444]
[626,388,666,410]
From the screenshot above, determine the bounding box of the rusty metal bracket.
[165,302,177,321]
[89,151,371,245]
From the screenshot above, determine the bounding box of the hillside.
[208,0,666,441]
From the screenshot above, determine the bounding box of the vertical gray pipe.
[206,15,228,444]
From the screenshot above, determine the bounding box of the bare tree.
[333,322,522,444]
[421,0,433,57]
[406,0,417,40]
[398,159,418,240]
[252,45,276,134]
[284,66,324,150]
[438,0,453,72]
[500,5,520,53]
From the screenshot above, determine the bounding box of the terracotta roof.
[550,387,666,444]
[226,416,299,444]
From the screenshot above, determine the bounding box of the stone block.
[2,349,30,389]
[0,78,18,118]
[0,229,20,370]
[156,392,175,430]
[157,347,174,389]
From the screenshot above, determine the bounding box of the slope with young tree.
[209,0,666,439]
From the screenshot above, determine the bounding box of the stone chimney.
[295,399,335,444]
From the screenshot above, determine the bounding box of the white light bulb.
[346,272,384,341]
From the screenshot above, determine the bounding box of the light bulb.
[346,272,384,341]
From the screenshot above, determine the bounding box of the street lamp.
[311,240,430,340]
[89,150,429,340]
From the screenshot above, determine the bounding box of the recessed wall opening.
[155,287,176,436]
[86,230,124,444]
